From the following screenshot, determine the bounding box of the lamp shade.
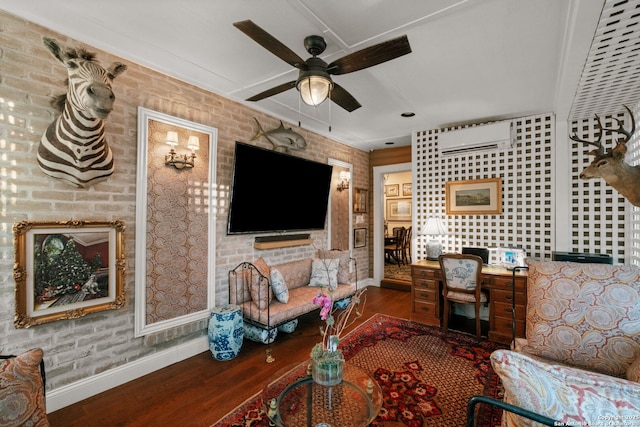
[297,75,332,106]
[420,216,448,236]
[187,136,200,151]
[166,131,179,147]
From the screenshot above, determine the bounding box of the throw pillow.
[523,260,640,377]
[248,257,273,310]
[317,249,351,284]
[0,348,49,427]
[309,258,339,290]
[270,268,289,304]
[492,349,640,427]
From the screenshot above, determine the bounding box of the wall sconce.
[337,170,350,192]
[165,131,198,169]
[420,216,449,260]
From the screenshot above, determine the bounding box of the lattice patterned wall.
[630,106,640,267]
[569,111,630,264]
[413,113,555,263]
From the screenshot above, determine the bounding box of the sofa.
[0,348,48,427]
[489,259,640,426]
[229,249,357,351]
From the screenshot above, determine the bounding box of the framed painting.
[13,220,126,328]
[402,183,412,196]
[385,184,399,197]
[386,198,412,221]
[353,188,368,213]
[445,178,502,215]
[354,228,367,248]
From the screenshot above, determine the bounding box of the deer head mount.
[570,105,640,207]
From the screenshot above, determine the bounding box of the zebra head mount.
[38,37,127,188]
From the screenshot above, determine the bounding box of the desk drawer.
[414,288,437,302]
[413,300,437,317]
[493,301,526,320]
[414,279,438,291]
[412,268,440,280]
[492,289,526,306]
[493,313,525,337]
[484,275,526,291]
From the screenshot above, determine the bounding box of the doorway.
[373,163,412,290]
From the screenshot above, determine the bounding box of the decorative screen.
[413,114,555,263]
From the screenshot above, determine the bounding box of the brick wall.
[0,11,369,393]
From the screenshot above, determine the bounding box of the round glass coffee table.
[262,360,382,427]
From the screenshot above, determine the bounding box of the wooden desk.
[410,259,528,344]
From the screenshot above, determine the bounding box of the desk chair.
[384,227,405,266]
[438,254,487,339]
[401,226,412,265]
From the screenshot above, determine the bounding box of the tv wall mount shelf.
[253,234,312,250]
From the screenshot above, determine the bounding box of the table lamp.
[420,216,448,260]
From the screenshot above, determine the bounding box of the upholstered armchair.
[489,260,640,426]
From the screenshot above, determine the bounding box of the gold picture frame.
[353,188,368,213]
[13,220,126,328]
[385,184,399,197]
[386,198,412,221]
[445,178,502,215]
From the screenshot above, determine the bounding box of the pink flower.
[313,293,333,320]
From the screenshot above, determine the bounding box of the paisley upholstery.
[522,260,640,377]
[492,260,640,426]
[492,349,640,427]
[0,348,49,427]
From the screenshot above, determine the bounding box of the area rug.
[384,263,412,282]
[213,314,506,427]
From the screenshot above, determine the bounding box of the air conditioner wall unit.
[438,121,513,156]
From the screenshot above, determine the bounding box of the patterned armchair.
[489,260,640,427]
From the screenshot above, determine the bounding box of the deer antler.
[601,104,636,146]
[570,114,604,156]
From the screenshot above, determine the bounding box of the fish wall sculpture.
[252,118,306,152]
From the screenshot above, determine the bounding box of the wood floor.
[47,286,414,427]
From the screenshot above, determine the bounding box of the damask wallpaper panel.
[144,118,211,325]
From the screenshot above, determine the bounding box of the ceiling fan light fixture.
[297,74,332,107]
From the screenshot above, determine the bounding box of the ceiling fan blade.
[328,35,411,75]
[329,83,361,112]
[233,20,306,69]
[246,81,297,102]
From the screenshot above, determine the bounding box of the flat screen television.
[227,142,333,235]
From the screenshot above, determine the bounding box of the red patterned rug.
[213,314,506,426]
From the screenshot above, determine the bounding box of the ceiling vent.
[438,121,513,156]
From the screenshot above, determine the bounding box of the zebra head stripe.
[38,37,127,188]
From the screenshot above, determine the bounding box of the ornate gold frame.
[445,178,503,215]
[13,220,126,328]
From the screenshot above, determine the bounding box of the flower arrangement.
[310,249,367,358]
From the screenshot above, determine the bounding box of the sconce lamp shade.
[166,131,179,147]
[420,216,448,261]
[187,136,200,151]
[297,75,332,106]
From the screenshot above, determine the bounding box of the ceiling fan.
[233,20,412,112]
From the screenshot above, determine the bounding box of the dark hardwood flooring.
[47,287,414,427]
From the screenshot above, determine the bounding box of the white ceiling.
[0,0,607,151]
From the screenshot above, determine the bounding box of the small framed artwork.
[354,228,367,248]
[385,184,399,197]
[386,198,412,221]
[13,220,126,328]
[445,178,503,215]
[353,188,368,213]
[402,183,412,196]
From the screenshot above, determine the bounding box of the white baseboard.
[47,336,209,413]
